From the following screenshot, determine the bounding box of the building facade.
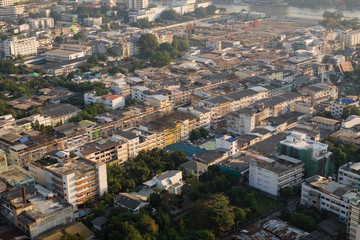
[4,36,37,58]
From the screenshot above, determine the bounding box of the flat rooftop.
[0,166,34,187]
[46,158,97,179]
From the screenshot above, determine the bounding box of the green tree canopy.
[150,50,171,67]
[139,33,159,57]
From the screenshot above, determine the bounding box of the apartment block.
[278,131,333,178]
[0,5,24,18]
[127,0,148,9]
[0,0,13,6]
[299,83,338,105]
[110,80,131,99]
[215,135,238,156]
[340,29,360,47]
[4,36,37,58]
[77,138,128,165]
[347,195,360,240]
[249,155,304,196]
[330,98,359,119]
[338,162,360,190]
[28,156,107,210]
[28,17,54,29]
[83,17,102,26]
[301,175,354,221]
[0,185,74,238]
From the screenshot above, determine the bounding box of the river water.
[213,3,360,20]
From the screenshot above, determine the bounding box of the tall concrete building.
[340,29,360,47]
[4,36,37,58]
[127,0,148,10]
[0,0,13,6]
[28,155,108,210]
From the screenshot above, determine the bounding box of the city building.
[110,79,130,99]
[83,17,102,27]
[0,0,13,6]
[4,36,37,58]
[215,135,238,156]
[113,130,140,159]
[28,156,108,210]
[0,5,24,18]
[278,131,333,178]
[338,162,360,190]
[0,165,35,187]
[126,0,148,9]
[76,138,128,165]
[143,170,183,195]
[299,83,338,105]
[249,155,304,196]
[28,17,54,29]
[42,104,81,126]
[0,185,74,238]
[44,49,85,62]
[340,29,360,47]
[330,98,359,119]
[84,92,125,110]
[301,175,354,221]
[347,194,360,240]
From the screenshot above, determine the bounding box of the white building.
[131,85,151,102]
[4,36,37,58]
[0,5,24,17]
[83,17,102,27]
[28,157,108,210]
[178,106,211,129]
[279,131,332,178]
[113,130,140,159]
[32,114,52,126]
[301,175,354,221]
[227,108,257,135]
[143,170,183,195]
[249,155,304,196]
[110,79,131,99]
[84,92,125,110]
[215,135,238,156]
[340,29,360,47]
[0,0,13,7]
[338,162,360,190]
[347,194,360,240]
[28,18,54,29]
[330,98,359,119]
[44,49,85,62]
[127,0,148,10]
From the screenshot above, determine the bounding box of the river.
[212,3,360,20]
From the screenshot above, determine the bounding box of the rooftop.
[45,158,100,179]
[0,166,35,187]
[42,103,81,118]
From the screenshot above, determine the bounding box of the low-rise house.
[143,170,183,195]
[113,193,149,213]
[299,83,338,105]
[84,92,125,110]
[180,160,208,177]
[310,116,340,131]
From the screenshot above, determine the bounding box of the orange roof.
[339,62,354,73]
[106,95,122,101]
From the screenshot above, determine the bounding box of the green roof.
[78,120,96,128]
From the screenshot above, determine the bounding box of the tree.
[234,207,247,229]
[189,129,201,141]
[280,208,291,221]
[290,212,317,232]
[18,18,26,25]
[194,7,207,19]
[148,3,157,8]
[342,105,360,119]
[205,5,217,15]
[159,42,173,52]
[197,193,235,236]
[150,50,171,67]
[190,230,215,240]
[139,33,159,57]
[137,17,152,29]
[54,36,63,44]
[73,32,85,40]
[199,127,209,138]
[160,9,180,20]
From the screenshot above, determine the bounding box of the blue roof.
[165,142,205,158]
[226,137,237,143]
[216,135,224,139]
[335,98,357,105]
[19,137,29,143]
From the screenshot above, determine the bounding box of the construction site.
[183,18,316,46]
